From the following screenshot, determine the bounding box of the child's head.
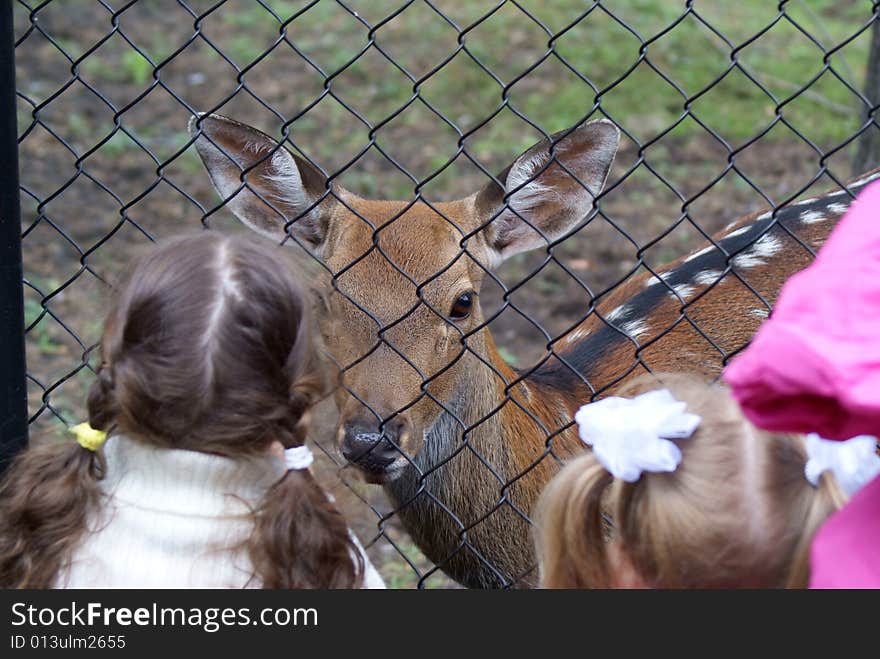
[534,374,849,589]
[0,233,363,588]
[89,232,319,453]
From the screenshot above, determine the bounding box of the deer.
[189,112,880,588]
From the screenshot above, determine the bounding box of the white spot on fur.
[693,269,722,286]
[826,202,848,215]
[726,211,770,231]
[800,209,827,224]
[668,284,695,301]
[643,270,675,288]
[606,305,627,322]
[725,226,751,239]
[795,190,846,205]
[684,245,716,263]
[732,251,763,269]
[620,318,649,339]
[565,327,592,344]
[732,233,783,269]
[790,174,880,209]
[749,308,769,319]
[848,170,880,189]
[752,233,783,258]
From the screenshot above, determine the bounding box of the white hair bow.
[284,445,314,471]
[574,389,702,482]
[805,434,880,497]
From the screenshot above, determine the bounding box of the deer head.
[189,113,619,484]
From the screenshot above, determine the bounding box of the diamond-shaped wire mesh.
[11,0,880,588]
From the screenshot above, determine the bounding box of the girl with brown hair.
[533,375,880,588]
[0,233,384,588]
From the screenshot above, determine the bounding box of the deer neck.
[383,327,581,587]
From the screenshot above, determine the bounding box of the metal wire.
[12,0,880,588]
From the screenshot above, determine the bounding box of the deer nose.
[341,420,407,473]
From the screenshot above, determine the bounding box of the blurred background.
[13,0,880,587]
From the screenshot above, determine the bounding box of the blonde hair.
[534,374,847,589]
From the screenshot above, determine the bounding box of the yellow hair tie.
[70,423,107,451]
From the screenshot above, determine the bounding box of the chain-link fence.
[7,0,880,588]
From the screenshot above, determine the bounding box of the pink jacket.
[809,473,880,589]
[724,180,880,440]
[723,179,880,589]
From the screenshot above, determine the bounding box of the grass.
[119,49,153,86]
[18,1,873,201]
[24,298,67,357]
[80,43,154,87]
[188,0,873,199]
[100,131,140,158]
[231,1,871,135]
[376,538,456,589]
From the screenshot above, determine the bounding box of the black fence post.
[0,1,28,475]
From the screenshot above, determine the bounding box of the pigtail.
[87,364,118,432]
[287,373,324,446]
[242,326,355,589]
[249,469,364,589]
[534,455,614,588]
[784,472,847,588]
[758,430,848,588]
[0,438,104,588]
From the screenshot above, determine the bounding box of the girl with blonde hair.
[534,375,879,588]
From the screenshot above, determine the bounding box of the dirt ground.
[13,2,874,588]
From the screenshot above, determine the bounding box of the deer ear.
[188,114,334,251]
[474,118,620,266]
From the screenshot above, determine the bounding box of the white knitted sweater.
[56,435,385,589]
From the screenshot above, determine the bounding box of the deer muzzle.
[340,417,412,482]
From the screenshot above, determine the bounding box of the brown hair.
[0,232,363,588]
[534,374,847,589]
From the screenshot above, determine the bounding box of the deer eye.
[449,292,474,321]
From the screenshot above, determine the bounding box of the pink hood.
[724,180,880,440]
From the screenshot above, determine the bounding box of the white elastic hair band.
[804,434,880,497]
[573,388,702,483]
[283,445,314,471]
